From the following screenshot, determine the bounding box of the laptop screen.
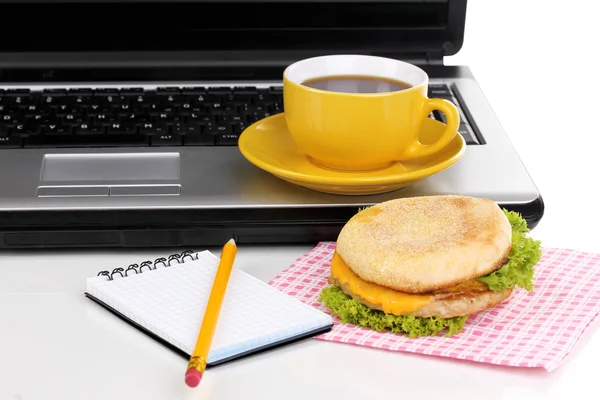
[0,1,452,54]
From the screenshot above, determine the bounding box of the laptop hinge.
[426,55,444,66]
[425,50,445,66]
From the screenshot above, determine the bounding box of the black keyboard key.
[22,105,42,116]
[1,114,22,126]
[181,87,206,95]
[156,114,182,124]
[132,94,156,105]
[139,123,169,135]
[42,89,66,96]
[208,87,232,95]
[458,124,478,145]
[240,105,265,115]
[107,123,138,135]
[216,133,239,146]
[151,133,182,146]
[189,94,208,104]
[157,87,181,94]
[133,114,153,124]
[56,106,82,116]
[229,97,254,107]
[93,114,118,125]
[161,95,184,105]
[42,125,72,135]
[124,114,150,124]
[87,105,110,116]
[179,104,205,115]
[172,123,201,135]
[257,89,276,102]
[12,95,36,107]
[0,126,9,136]
[269,86,283,93]
[148,105,176,116]
[219,113,245,123]
[221,104,238,113]
[67,88,93,96]
[184,134,214,146]
[62,115,87,126]
[208,102,224,111]
[0,136,22,148]
[120,88,144,96]
[75,124,105,135]
[11,124,41,136]
[30,104,54,114]
[429,84,450,89]
[1,113,16,122]
[232,122,248,134]
[428,84,452,97]
[41,95,62,106]
[205,124,232,135]
[102,95,128,106]
[24,134,149,148]
[115,104,134,115]
[233,86,258,94]
[187,113,215,123]
[32,114,57,124]
[439,96,458,106]
[4,89,30,96]
[130,95,145,104]
[248,111,273,123]
[94,88,119,96]
[68,96,95,106]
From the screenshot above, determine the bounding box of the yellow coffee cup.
[283,55,460,171]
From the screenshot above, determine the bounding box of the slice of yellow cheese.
[330,251,434,316]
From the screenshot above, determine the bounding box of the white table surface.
[2,2,600,399]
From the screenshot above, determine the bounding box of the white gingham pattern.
[268,242,600,371]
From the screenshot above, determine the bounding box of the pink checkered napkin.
[268,242,600,372]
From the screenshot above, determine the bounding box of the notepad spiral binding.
[96,250,198,281]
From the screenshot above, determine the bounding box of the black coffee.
[302,75,412,93]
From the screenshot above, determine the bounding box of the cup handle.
[398,98,460,160]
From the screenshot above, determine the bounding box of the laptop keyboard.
[0,83,478,149]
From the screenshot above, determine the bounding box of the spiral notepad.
[84,250,333,366]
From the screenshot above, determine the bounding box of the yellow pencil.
[185,238,238,388]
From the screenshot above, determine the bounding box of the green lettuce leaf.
[318,285,469,338]
[476,209,542,292]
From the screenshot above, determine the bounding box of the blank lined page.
[86,251,332,364]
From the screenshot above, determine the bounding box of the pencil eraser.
[185,369,202,388]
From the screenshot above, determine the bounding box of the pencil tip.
[227,238,236,246]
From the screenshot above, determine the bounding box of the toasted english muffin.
[335,195,512,294]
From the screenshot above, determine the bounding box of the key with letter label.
[151,134,182,146]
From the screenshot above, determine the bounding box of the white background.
[2,1,600,399]
[448,0,600,252]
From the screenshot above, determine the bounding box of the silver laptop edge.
[0,77,541,210]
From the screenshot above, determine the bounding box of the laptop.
[0,0,544,249]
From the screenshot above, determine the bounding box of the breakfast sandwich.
[318,195,542,337]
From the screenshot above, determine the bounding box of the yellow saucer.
[238,114,466,195]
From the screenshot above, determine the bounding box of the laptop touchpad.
[41,153,180,182]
